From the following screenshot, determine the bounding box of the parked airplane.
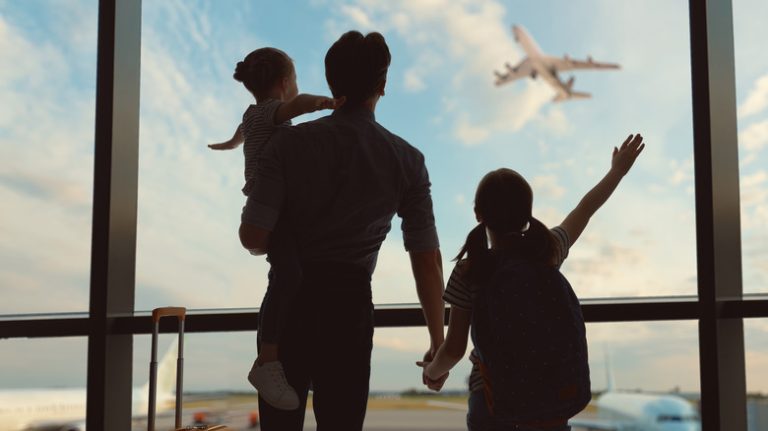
[494,25,620,102]
[427,359,701,431]
[566,356,701,430]
[0,344,178,431]
[569,391,701,431]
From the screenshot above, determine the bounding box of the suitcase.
[148,306,227,431]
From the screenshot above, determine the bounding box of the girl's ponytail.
[522,217,558,267]
[456,223,495,286]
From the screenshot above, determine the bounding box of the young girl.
[418,134,645,430]
[209,47,342,410]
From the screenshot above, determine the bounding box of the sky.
[1,0,767,396]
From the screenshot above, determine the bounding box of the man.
[239,30,446,430]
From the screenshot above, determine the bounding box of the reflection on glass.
[734,0,768,294]
[128,321,699,430]
[0,1,96,314]
[0,337,87,430]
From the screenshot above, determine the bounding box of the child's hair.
[325,30,391,105]
[456,168,558,285]
[233,47,293,99]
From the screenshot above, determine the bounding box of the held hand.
[416,361,449,391]
[313,95,346,111]
[611,133,645,176]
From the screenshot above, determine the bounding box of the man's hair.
[325,31,391,105]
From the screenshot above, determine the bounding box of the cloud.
[340,4,374,29]
[0,7,98,314]
[668,157,694,186]
[373,332,427,354]
[331,0,555,145]
[739,119,768,153]
[403,67,427,93]
[739,73,768,119]
[740,170,768,230]
[531,174,566,199]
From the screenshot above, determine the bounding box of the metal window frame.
[0,0,762,429]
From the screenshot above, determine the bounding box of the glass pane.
[746,319,768,430]
[576,321,700,428]
[135,0,696,312]
[734,0,768,294]
[131,321,699,430]
[0,337,88,429]
[130,330,472,429]
[0,1,96,314]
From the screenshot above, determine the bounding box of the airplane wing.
[546,55,620,72]
[494,58,534,86]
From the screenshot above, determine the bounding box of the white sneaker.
[247,360,300,410]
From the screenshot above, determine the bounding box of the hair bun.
[233,61,247,82]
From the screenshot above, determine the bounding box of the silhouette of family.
[210,30,644,431]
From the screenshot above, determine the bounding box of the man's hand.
[416,360,448,391]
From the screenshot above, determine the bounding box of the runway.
[141,395,596,430]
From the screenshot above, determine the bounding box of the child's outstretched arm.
[559,133,645,246]
[274,94,345,124]
[208,124,244,150]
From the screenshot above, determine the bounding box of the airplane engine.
[566,76,575,90]
[530,70,537,79]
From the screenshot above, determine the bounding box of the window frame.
[0,0,765,429]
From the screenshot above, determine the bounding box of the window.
[0,337,88,427]
[0,0,97,314]
[2,1,764,430]
[733,0,768,294]
[134,0,697,314]
[745,319,768,430]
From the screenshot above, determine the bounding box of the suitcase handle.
[149,307,186,431]
[152,306,186,322]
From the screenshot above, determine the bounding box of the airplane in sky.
[0,344,179,431]
[494,25,620,102]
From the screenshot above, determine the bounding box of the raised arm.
[559,133,645,245]
[208,124,244,150]
[274,94,344,124]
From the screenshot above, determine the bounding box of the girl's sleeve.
[551,226,571,267]
[443,261,473,310]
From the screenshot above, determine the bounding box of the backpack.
[470,256,591,421]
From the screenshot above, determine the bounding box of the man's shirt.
[242,105,439,275]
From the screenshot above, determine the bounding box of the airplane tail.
[553,76,591,102]
[139,342,179,412]
[605,352,616,392]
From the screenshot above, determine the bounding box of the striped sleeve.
[551,226,571,268]
[443,261,473,310]
[241,100,285,195]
